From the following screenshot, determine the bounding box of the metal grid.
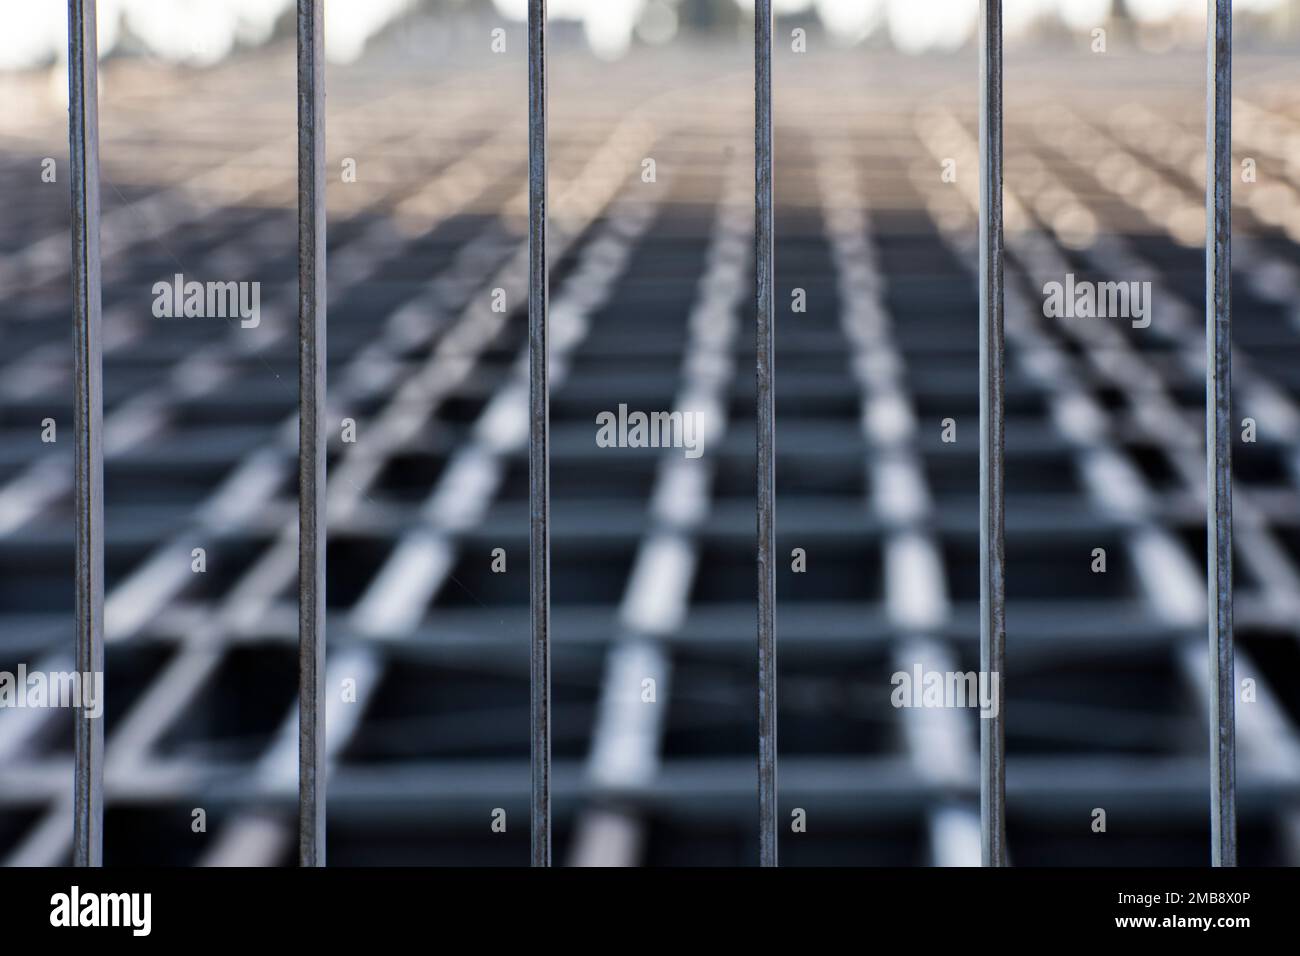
[0,8,1296,866]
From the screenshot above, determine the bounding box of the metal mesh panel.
[0,3,1284,867]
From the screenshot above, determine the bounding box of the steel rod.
[1206,0,1237,868]
[528,0,552,868]
[68,0,104,869]
[978,0,1008,867]
[755,0,778,869]
[296,0,327,868]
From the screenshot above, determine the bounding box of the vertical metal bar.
[978,0,1007,867]
[1206,0,1237,868]
[528,0,552,868]
[68,0,104,869]
[755,0,778,869]
[296,0,327,868]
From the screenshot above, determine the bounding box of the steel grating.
[0,31,1298,866]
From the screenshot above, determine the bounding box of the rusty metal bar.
[1206,0,1237,868]
[978,0,1007,867]
[296,0,327,868]
[755,0,778,869]
[68,0,104,869]
[529,0,552,868]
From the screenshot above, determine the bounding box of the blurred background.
[1,0,1300,866]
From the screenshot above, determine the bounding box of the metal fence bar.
[296,0,327,868]
[978,0,1007,867]
[67,0,105,869]
[528,0,552,868]
[1206,0,1237,868]
[754,0,778,869]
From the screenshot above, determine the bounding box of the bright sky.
[0,0,1286,69]
[0,0,413,68]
